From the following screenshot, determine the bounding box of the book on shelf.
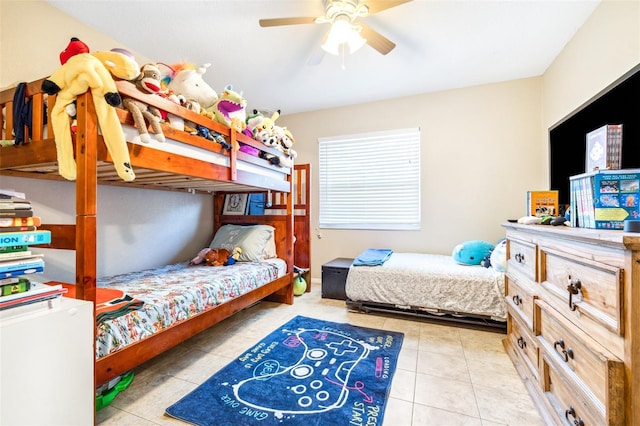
[0,281,66,311]
[527,190,559,217]
[0,201,32,210]
[0,254,45,274]
[0,226,37,233]
[585,124,623,172]
[0,216,42,227]
[0,245,29,254]
[0,276,30,286]
[0,189,26,200]
[0,250,33,261]
[1,277,31,296]
[0,230,51,247]
[1,265,44,279]
[0,209,34,218]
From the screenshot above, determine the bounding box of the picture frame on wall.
[222,194,248,215]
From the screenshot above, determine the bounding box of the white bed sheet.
[345,253,506,321]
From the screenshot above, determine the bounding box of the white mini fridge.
[0,296,94,425]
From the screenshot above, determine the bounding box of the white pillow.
[262,232,277,259]
[210,224,274,262]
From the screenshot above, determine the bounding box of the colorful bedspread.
[95,260,281,359]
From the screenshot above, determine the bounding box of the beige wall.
[286,77,544,275]
[1,1,638,283]
[542,0,640,130]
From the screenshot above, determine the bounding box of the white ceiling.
[46,0,600,115]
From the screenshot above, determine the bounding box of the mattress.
[345,253,506,321]
[95,259,285,358]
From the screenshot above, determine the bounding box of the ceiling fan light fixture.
[321,18,366,55]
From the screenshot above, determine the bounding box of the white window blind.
[319,127,420,230]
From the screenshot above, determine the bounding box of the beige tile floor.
[97,284,544,425]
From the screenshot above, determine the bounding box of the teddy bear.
[189,246,241,266]
[121,63,165,143]
[204,248,231,267]
[41,38,140,181]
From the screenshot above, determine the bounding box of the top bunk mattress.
[345,253,506,321]
[94,259,285,358]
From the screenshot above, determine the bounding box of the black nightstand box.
[321,258,354,300]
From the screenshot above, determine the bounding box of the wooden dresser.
[502,223,640,425]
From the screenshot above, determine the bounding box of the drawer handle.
[565,406,585,426]
[566,277,583,311]
[517,336,526,349]
[553,338,574,362]
[512,295,522,306]
[514,253,525,263]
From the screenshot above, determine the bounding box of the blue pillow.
[452,240,495,266]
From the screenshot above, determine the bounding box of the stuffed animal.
[189,246,241,266]
[245,109,264,138]
[253,110,280,139]
[452,240,495,266]
[59,37,89,65]
[257,123,296,167]
[41,38,140,181]
[204,248,231,267]
[189,248,211,266]
[160,62,218,134]
[161,63,218,111]
[224,247,242,266]
[490,239,507,272]
[121,63,165,143]
[207,84,247,128]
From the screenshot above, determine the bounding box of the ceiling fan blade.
[361,0,413,16]
[360,23,396,55]
[259,17,317,27]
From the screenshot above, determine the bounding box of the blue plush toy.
[452,240,495,266]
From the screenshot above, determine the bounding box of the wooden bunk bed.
[0,78,311,387]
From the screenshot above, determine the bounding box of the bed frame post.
[74,91,98,305]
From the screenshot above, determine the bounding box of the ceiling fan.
[259,0,413,57]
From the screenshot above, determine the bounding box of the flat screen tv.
[549,63,640,209]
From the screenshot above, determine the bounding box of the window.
[318,128,420,230]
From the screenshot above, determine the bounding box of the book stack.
[569,169,640,229]
[585,124,623,172]
[0,189,58,309]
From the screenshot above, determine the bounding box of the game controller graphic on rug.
[233,327,380,417]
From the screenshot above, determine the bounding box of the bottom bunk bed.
[39,162,310,388]
[58,217,296,386]
[345,252,507,332]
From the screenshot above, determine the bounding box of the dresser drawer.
[537,300,625,420]
[507,238,537,282]
[506,307,539,383]
[505,275,537,330]
[541,354,607,426]
[539,246,623,335]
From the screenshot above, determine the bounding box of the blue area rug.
[166,315,404,426]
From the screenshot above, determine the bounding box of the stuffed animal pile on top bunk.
[158,62,297,165]
[40,38,298,182]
